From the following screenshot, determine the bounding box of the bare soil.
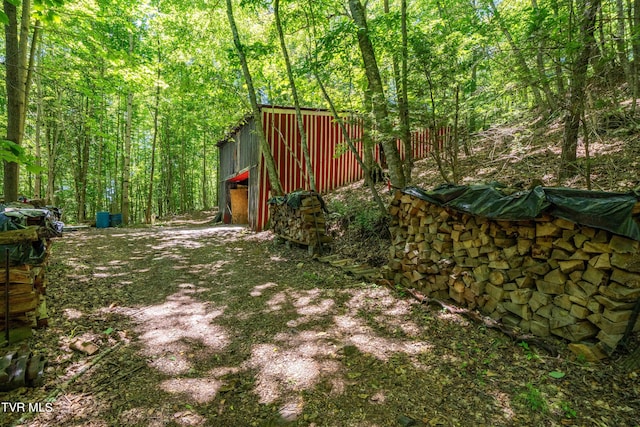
[1,216,639,426]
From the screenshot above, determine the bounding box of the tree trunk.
[383,0,412,184]
[45,88,62,205]
[3,1,27,202]
[314,71,387,215]
[399,0,412,183]
[122,32,134,224]
[487,0,545,113]
[531,0,558,112]
[122,91,133,224]
[560,0,600,179]
[179,126,186,212]
[362,89,380,182]
[75,98,91,222]
[349,0,406,189]
[633,0,640,111]
[34,71,42,199]
[274,0,316,192]
[202,131,208,210]
[95,88,105,213]
[551,0,566,97]
[614,0,631,82]
[146,45,161,224]
[226,0,283,196]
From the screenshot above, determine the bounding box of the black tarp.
[403,183,640,241]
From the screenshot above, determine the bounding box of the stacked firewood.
[0,226,50,336]
[269,191,332,252]
[386,191,640,359]
[0,205,61,343]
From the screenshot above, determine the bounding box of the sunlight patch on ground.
[278,396,305,422]
[93,271,130,279]
[118,408,166,427]
[265,291,288,312]
[436,312,470,326]
[344,286,424,336]
[347,329,432,360]
[151,252,187,263]
[172,410,207,426]
[120,288,229,376]
[160,377,223,403]
[246,283,435,412]
[246,330,342,406]
[292,290,335,316]
[333,314,433,361]
[250,282,278,296]
[263,288,335,325]
[243,277,443,421]
[188,262,230,279]
[63,308,84,319]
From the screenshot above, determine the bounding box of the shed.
[216,105,432,231]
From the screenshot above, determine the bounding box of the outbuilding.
[216,105,431,231]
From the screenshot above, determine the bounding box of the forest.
[2,1,640,425]
[1,0,638,223]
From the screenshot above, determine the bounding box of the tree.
[3,0,32,201]
[121,30,134,225]
[146,38,161,224]
[560,0,601,179]
[274,0,316,192]
[226,0,283,196]
[348,0,406,189]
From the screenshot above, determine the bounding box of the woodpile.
[386,190,640,360]
[1,205,62,345]
[269,191,332,254]
[0,226,51,339]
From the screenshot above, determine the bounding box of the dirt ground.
[1,218,639,427]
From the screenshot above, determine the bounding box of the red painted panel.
[251,107,437,231]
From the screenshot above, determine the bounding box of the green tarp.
[403,183,640,241]
[268,190,327,211]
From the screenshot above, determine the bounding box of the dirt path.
[2,224,639,426]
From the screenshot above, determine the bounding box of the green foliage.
[561,401,577,418]
[6,0,638,221]
[519,383,548,413]
[548,370,565,379]
[518,341,539,361]
[0,140,47,174]
[328,199,387,235]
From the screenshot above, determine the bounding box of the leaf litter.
[0,214,638,426]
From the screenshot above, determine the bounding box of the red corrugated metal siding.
[253,107,434,231]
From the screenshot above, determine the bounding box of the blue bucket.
[96,211,110,228]
[110,213,123,227]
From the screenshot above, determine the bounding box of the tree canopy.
[1,0,638,222]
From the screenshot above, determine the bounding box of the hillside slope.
[323,121,640,266]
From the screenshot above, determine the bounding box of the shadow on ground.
[2,225,638,427]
